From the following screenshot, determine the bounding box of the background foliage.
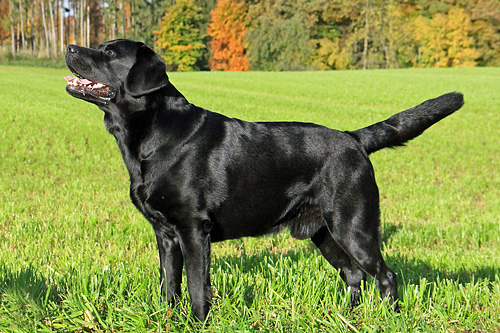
[1,0,500,70]
[207,0,249,71]
[153,0,206,71]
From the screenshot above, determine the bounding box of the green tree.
[153,0,206,71]
[413,6,479,67]
[247,15,312,71]
[466,0,500,66]
[313,0,418,70]
[127,0,165,47]
[246,0,324,71]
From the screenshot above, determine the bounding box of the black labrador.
[65,39,464,321]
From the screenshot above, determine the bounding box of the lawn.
[0,65,499,332]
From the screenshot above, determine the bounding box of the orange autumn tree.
[207,0,249,71]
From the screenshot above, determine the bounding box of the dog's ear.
[125,44,169,97]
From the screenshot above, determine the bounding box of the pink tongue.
[64,76,93,85]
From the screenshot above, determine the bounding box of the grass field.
[0,65,499,332]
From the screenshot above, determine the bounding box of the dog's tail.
[349,92,464,155]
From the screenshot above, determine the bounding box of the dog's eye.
[106,50,115,56]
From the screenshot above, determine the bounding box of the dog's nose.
[67,45,78,53]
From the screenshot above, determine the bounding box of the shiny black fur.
[65,39,464,321]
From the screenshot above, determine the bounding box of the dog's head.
[65,39,169,106]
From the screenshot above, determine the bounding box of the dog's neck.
[100,83,206,185]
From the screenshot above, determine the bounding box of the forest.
[1,0,499,71]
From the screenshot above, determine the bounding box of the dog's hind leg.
[319,147,399,311]
[311,227,366,309]
[325,203,399,312]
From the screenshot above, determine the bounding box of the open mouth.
[64,76,115,101]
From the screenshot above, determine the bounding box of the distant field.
[0,65,499,331]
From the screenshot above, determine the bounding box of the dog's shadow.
[379,224,498,284]
[210,232,498,307]
[213,247,498,287]
[0,264,62,321]
[385,254,498,286]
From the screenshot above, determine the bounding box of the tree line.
[1,0,499,70]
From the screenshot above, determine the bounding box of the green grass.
[1,65,499,332]
[0,54,67,69]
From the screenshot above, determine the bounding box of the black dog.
[65,39,463,321]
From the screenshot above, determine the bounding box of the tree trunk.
[111,2,116,40]
[111,11,116,40]
[80,0,84,45]
[8,0,15,57]
[102,8,106,40]
[48,0,57,56]
[362,0,369,70]
[11,24,16,57]
[120,0,125,38]
[60,2,64,54]
[72,0,76,45]
[30,5,35,54]
[86,5,90,47]
[16,23,20,52]
[41,0,51,58]
[19,0,26,51]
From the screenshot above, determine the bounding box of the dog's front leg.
[154,224,183,306]
[130,185,184,306]
[177,220,212,322]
